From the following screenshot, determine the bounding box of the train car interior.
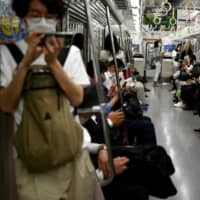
[1,0,200,200]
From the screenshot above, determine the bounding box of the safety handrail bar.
[119,25,130,64]
[0,112,17,200]
[100,0,123,25]
[84,0,115,186]
[144,41,154,82]
[106,6,124,109]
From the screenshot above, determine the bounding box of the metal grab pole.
[0,112,17,200]
[84,0,115,186]
[159,42,163,83]
[144,41,148,83]
[105,6,124,109]
[119,25,124,49]
[100,0,122,25]
[119,25,130,64]
[144,41,154,83]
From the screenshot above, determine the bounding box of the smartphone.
[39,32,73,46]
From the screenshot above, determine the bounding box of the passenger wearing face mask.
[0,0,103,200]
[103,59,146,104]
[25,17,57,33]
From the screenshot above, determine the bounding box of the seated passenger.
[173,56,195,108]
[81,61,176,200]
[81,60,155,146]
[104,59,146,104]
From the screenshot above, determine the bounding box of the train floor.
[144,82,200,200]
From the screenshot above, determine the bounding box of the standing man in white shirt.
[0,0,97,199]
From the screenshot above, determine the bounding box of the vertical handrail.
[100,0,122,25]
[119,25,124,56]
[144,41,154,82]
[119,26,130,64]
[105,6,124,108]
[0,112,17,200]
[159,41,164,82]
[127,37,131,63]
[84,0,115,186]
[143,41,148,82]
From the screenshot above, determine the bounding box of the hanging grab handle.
[169,7,177,26]
[161,0,172,13]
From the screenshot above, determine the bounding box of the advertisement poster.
[177,9,200,30]
[143,6,177,32]
[0,0,24,43]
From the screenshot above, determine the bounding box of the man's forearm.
[0,60,28,112]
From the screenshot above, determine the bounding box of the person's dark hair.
[86,60,94,78]
[86,60,107,79]
[12,0,65,19]
[104,34,120,53]
[192,62,200,78]
[190,54,196,65]
[176,43,182,51]
[154,40,161,48]
[108,59,125,69]
[72,33,84,50]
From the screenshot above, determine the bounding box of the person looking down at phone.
[0,0,100,200]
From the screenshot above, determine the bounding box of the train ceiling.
[112,0,200,34]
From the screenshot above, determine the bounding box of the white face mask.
[26,17,57,33]
[110,72,116,77]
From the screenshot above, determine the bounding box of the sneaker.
[173,101,185,108]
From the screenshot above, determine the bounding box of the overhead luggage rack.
[64,0,123,25]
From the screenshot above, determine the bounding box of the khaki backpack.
[15,65,83,172]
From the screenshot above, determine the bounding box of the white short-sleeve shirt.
[0,40,91,148]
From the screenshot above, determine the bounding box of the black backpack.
[122,90,143,118]
[192,63,200,78]
[112,145,177,198]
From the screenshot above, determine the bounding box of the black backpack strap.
[58,47,69,66]
[5,43,24,67]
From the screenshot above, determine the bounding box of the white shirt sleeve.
[63,45,90,86]
[188,64,194,72]
[86,143,103,154]
[0,45,17,87]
